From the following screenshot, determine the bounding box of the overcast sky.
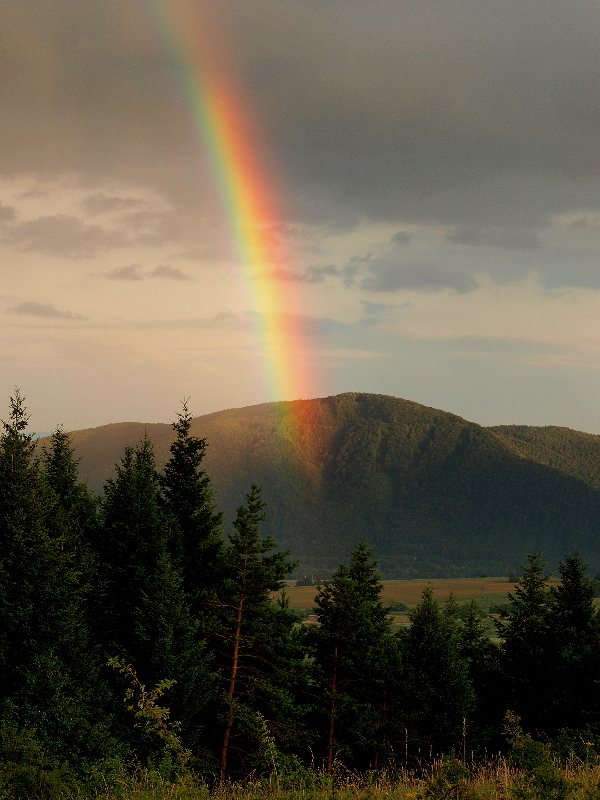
[2,0,600,433]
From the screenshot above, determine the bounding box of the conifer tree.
[217,485,298,780]
[160,402,224,619]
[95,436,214,759]
[0,392,104,766]
[399,587,473,757]
[308,540,392,771]
[458,600,504,753]
[546,553,600,733]
[497,553,553,733]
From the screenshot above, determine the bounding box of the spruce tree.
[399,587,473,757]
[546,553,600,733]
[307,540,392,771]
[217,485,298,780]
[497,553,553,733]
[458,600,504,754]
[160,402,224,619]
[0,392,102,766]
[94,436,214,760]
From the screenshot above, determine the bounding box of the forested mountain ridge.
[490,424,600,491]
[39,393,600,578]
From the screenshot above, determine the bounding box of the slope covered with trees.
[46,393,600,577]
[3,388,600,794]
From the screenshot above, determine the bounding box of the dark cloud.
[8,301,85,320]
[147,265,192,281]
[446,226,541,249]
[2,215,129,258]
[0,203,16,222]
[391,231,412,246]
[259,263,357,286]
[360,300,406,327]
[81,193,146,215]
[361,258,478,294]
[103,264,142,281]
[1,0,600,288]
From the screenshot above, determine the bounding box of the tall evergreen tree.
[94,437,214,759]
[545,553,600,733]
[160,402,224,619]
[307,540,392,771]
[497,553,553,733]
[217,485,299,780]
[0,392,104,766]
[399,588,473,757]
[458,600,504,754]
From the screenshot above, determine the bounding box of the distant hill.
[39,393,600,579]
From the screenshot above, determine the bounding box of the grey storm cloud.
[361,258,478,294]
[2,215,129,258]
[2,0,600,286]
[0,203,16,222]
[446,226,541,250]
[104,264,142,281]
[102,264,191,281]
[260,264,355,285]
[391,231,412,246]
[8,301,86,320]
[81,194,147,216]
[148,265,192,281]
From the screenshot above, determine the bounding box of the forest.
[3,391,600,799]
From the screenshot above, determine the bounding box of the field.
[284,576,557,614]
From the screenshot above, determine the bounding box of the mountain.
[41,393,600,578]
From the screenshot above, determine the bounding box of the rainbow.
[145,0,316,405]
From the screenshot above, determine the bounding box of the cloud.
[361,259,478,294]
[147,264,192,281]
[81,193,146,215]
[0,203,16,222]
[359,301,408,326]
[7,301,86,320]
[100,263,192,281]
[259,263,356,285]
[103,264,142,281]
[391,231,412,245]
[446,226,541,249]
[2,214,129,258]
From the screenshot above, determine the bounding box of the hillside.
[42,393,600,578]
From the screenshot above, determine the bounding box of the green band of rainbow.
[145,0,315,404]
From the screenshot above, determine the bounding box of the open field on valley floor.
[283,576,564,624]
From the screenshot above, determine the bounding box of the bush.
[0,726,74,800]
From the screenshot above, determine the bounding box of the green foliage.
[160,401,224,618]
[0,726,73,800]
[307,540,394,771]
[216,485,301,780]
[496,554,553,733]
[400,588,473,757]
[107,658,191,779]
[504,712,576,800]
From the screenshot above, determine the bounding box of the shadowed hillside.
[42,393,600,578]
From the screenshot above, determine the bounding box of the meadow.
[284,576,563,621]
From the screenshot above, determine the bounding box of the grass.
[69,757,600,800]
[285,576,563,620]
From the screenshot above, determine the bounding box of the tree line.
[1,391,599,785]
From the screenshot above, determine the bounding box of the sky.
[2,0,600,433]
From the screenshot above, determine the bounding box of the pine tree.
[458,600,504,753]
[0,392,105,766]
[546,553,600,733]
[307,540,392,771]
[399,587,473,757]
[160,402,224,619]
[217,485,298,780]
[94,436,214,760]
[497,553,553,733]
